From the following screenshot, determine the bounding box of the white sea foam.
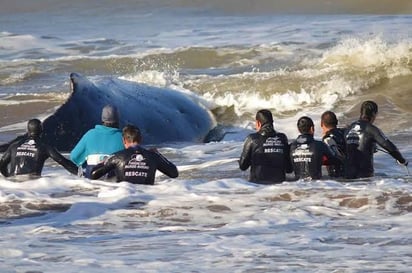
[0,140,411,272]
[1,7,412,272]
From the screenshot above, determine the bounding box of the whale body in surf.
[1,73,218,152]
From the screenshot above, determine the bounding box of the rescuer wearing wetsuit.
[290,116,341,180]
[239,109,292,184]
[321,111,346,177]
[90,124,178,184]
[0,119,78,178]
[344,100,408,179]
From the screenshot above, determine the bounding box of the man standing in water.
[345,100,408,179]
[290,116,341,180]
[90,124,178,184]
[70,105,124,178]
[320,111,346,177]
[0,119,78,178]
[239,109,292,184]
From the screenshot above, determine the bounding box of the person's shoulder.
[36,138,55,150]
[347,120,360,128]
[361,121,380,133]
[245,132,260,140]
[314,138,325,144]
[315,139,330,151]
[327,127,345,138]
[289,137,299,146]
[275,132,290,144]
[8,138,25,149]
[80,127,98,137]
[275,131,288,138]
[93,124,107,131]
[336,127,346,135]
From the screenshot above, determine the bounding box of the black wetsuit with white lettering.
[344,119,405,179]
[322,127,346,177]
[0,136,78,177]
[90,145,178,185]
[290,134,341,180]
[239,124,292,184]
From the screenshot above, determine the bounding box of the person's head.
[255,109,273,131]
[297,116,314,135]
[27,118,43,137]
[321,111,338,134]
[122,124,142,148]
[101,104,120,128]
[360,100,378,123]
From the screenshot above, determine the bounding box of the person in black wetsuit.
[239,109,292,184]
[290,116,341,180]
[344,100,408,179]
[90,124,178,184]
[0,119,78,178]
[320,111,346,177]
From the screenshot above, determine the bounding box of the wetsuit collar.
[259,123,275,136]
[297,133,314,143]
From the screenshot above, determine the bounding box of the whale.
[0,73,218,152]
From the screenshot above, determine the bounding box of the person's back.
[239,109,292,184]
[344,101,408,179]
[91,125,178,184]
[70,105,124,178]
[290,116,341,180]
[321,111,346,177]
[0,119,78,177]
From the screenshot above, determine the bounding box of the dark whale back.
[2,73,217,152]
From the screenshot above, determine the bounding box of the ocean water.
[1,1,412,272]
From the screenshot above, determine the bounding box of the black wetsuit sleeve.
[372,127,406,163]
[0,134,27,153]
[90,160,116,180]
[47,146,79,175]
[283,137,293,174]
[154,151,178,178]
[239,136,253,171]
[0,147,12,177]
[320,142,342,165]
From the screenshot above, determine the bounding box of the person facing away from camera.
[0,119,78,178]
[70,105,124,178]
[90,124,178,184]
[239,109,292,184]
[290,116,341,180]
[344,100,408,179]
[320,111,346,178]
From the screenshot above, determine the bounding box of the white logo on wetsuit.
[125,153,149,177]
[263,136,285,154]
[125,153,149,170]
[292,144,313,163]
[16,140,37,158]
[130,154,144,162]
[346,124,361,145]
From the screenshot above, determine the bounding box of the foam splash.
[319,36,412,70]
[187,36,412,124]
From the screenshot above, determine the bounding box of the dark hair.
[255,109,273,125]
[122,124,142,143]
[27,118,43,137]
[297,116,314,134]
[360,100,378,121]
[321,111,338,128]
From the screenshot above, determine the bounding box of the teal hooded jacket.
[70,125,124,167]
